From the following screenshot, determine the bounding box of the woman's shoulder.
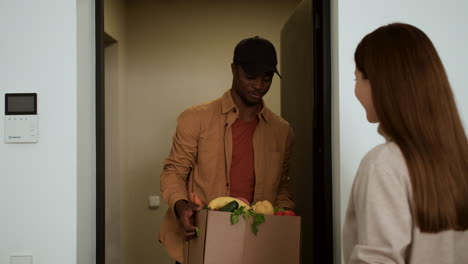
[356,142,411,190]
[352,142,413,208]
[361,141,406,170]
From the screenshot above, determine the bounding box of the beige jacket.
[343,141,468,264]
[159,90,295,263]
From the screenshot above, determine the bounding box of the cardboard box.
[186,209,301,264]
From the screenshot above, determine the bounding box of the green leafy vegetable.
[229,207,265,235]
[243,210,252,221]
[252,213,265,235]
[231,206,244,224]
[195,227,200,237]
[231,214,239,224]
[274,206,285,213]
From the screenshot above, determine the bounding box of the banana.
[208,196,251,210]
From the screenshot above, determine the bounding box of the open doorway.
[96,1,332,263]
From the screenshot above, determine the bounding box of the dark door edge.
[95,0,105,263]
[312,0,333,262]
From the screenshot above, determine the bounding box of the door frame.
[312,0,333,263]
[94,1,332,263]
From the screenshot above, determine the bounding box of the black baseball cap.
[233,36,282,78]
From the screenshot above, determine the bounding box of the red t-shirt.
[229,117,259,203]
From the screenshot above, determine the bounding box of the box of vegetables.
[185,196,301,264]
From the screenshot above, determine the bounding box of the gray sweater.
[343,141,468,264]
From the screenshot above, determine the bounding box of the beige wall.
[104,0,127,264]
[110,1,300,263]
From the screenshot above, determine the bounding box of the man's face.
[231,64,274,106]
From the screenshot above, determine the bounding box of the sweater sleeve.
[348,148,412,264]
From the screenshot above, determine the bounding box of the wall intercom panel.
[4,93,38,143]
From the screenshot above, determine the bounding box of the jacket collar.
[221,90,271,123]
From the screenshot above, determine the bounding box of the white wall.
[0,1,95,264]
[332,1,468,263]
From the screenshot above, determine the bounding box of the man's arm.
[160,109,202,240]
[275,126,295,209]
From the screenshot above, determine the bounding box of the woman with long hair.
[343,23,468,263]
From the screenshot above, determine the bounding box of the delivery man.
[159,36,295,264]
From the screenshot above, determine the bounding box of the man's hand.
[175,200,202,241]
